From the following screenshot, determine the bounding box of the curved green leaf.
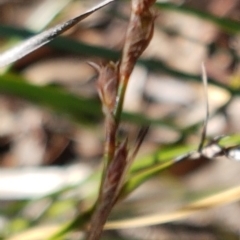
[0,73,176,127]
[1,25,239,97]
[0,73,101,124]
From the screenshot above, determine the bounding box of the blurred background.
[1,0,240,239]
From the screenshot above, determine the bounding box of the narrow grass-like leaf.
[8,184,240,239]
[130,144,195,173]
[121,160,174,199]
[0,73,101,124]
[106,184,240,229]
[6,225,65,240]
[218,135,240,147]
[122,132,240,198]
[7,135,240,240]
[123,132,240,198]
[0,73,175,127]
[1,25,240,98]
[198,63,209,153]
[119,143,194,198]
[0,0,114,67]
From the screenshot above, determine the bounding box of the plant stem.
[114,76,128,125]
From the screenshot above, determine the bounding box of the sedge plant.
[86,1,156,239]
[2,1,240,239]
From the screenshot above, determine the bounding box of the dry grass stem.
[105,184,240,230]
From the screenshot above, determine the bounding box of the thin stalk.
[87,1,156,239]
[114,76,128,125]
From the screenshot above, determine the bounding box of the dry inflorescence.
[86,1,157,240]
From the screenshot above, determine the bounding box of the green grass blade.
[1,25,240,98]
[0,73,101,124]
[120,144,195,198]
[122,133,240,198]
[0,73,176,127]
[130,145,195,173]
[121,160,174,198]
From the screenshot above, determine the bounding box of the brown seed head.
[90,61,119,114]
[120,9,155,80]
[132,0,156,14]
[105,139,128,187]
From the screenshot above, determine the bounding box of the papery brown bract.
[86,139,128,240]
[90,62,119,114]
[103,138,128,200]
[119,3,155,82]
[132,0,156,14]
